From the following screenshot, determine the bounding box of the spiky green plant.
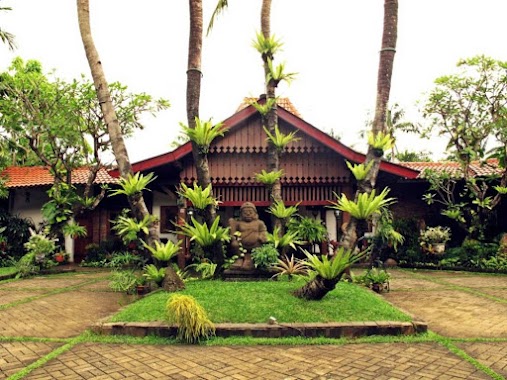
[328,188,396,220]
[142,264,166,285]
[143,240,181,262]
[367,131,394,151]
[250,98,277,116]
[266,58,297,86]
[177,182,218,210]
[62,222,87,238]
[254,169,284,186]
[109,172,157,197]
[252,31,283,57]
[270,254,308,280]
[111,213,157,244]
[179,117,227,154]
[178,216,230,248]
[267,200,299,220]
[263,124,300,152]
[494,185,507,194]
[303,247,365,280]
[185,261,217,280]
[345,160,374,181]
[267,226,301,251]
[166,294,215,343]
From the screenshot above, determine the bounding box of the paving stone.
[0,289,47,305]
[0,341,62,379]
[458,342,507,378]
[24,342,490,380]
[383,288,507,338]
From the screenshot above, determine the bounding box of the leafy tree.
[77,0,183,290]
[388,149,431,162]
[0,57,169,242]
[422,55,507,239]
[0,1,15,50]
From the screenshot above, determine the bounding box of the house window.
[160,206,179,233]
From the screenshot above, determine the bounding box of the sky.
[2,0,507,163]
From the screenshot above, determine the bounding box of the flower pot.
[55,255,65,263]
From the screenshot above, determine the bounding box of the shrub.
[0,210,34,262]
[166,294,215,343]
[109,270,140,294]
[251,244,279,269]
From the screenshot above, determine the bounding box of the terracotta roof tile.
[236,97,303,118]
[399,159,502,179]
[2,166,118,188]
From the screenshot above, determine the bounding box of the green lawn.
[109,279,411,323]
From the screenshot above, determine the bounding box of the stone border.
[91,320,427,339]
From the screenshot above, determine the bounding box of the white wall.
[9,188,47,228]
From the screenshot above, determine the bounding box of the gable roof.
[399,159,502,179]
[129,99,420,179]
[2,166,118,188]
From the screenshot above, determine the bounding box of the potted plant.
[420,226,451,254]
[358,267,391,293]
[54,252,68,264]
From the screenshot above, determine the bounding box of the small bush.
[109,270,140,294]
[251,244,279,269]
[166,294,215,343]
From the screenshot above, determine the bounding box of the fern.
[178,216,230,247]
[367,131,394,151]
[143,240,181,262]
[109,172,157,197]
[267,200,299,220]
[303,247,365,280]
[345,160,374,181]
[255,169,284,186]
[263,124,300,152]
[252,32,283,57]
[177,182,218,210]
[328,188,396,220]
[179,117,227,154]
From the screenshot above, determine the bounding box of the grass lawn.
[109,279,411,324]
[0,267,17,277]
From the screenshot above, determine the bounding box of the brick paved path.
[1,268,507,379]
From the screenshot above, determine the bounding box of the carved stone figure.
[228,202,267,270]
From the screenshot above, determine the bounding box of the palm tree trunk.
[76,0,184,291]
[340,0,398,250]
[293,275,341,300]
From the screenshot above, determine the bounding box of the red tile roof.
[236,97,303,118]
[2,166,118,188]
[399,159,502,179]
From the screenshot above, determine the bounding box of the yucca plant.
[166,294,215,343]
[293,248,366,300]
[328,188,395,220]
[178,216,230,248]
[267,200,299,221]
[177,182,218,211]
[270,254,308,280]
[111,213,157,244]
[109,172,157,197]
[254,169,284,186]
[345,160,374,181]
[142,240,181,262]
[263,124,300,152]
[179,117,227,154]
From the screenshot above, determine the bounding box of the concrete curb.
[91,320,427,339]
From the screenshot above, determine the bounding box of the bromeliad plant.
[266,226,301,253]
[111,210,157,245]
[346,160,374,181]
[109,172,156,197]
[267,200,299,225]
[263,124,300,152]
[270,254,308,281]
[143,239,181,263]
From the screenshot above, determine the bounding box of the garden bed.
[96,279,426,339]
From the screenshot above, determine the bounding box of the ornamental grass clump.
[166,294,215,343]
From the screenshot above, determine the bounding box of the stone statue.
[228,202,267,270]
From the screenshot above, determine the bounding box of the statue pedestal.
[222,268,274,281]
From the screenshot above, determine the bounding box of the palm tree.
[341,0,398,251]
[0,2,16,50]
[76,0,184,290]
